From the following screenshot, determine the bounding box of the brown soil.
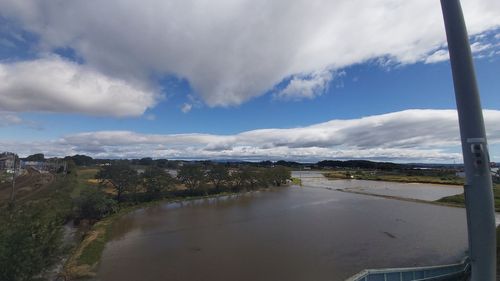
[0,168,55,205]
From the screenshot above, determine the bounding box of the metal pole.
[10,155,16,203]
[440,1,496,280]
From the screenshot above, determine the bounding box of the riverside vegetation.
[0,162,75,281]
[67,162,291,279]
[0,156,291,281]
[1,155,498,280]
[323,169,465,185]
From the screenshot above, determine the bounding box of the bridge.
[347,257,470,281]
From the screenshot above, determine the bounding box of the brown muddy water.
[96,171,468,281]
[294,171,464,201]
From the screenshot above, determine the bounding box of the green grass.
[438,184,500,212]
[324,171,464,185]
[77,218,113,266]
[0,172,10,183]
[14,171,77,211]
[71,168,99,198]
[291,177,302,185]
[323,171,352,179]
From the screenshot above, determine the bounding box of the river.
[294,171,464,201]
[96,171,468,281]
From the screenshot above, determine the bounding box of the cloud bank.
[0,0,499,109]
[3,109,500,162]
[0,56,157,117]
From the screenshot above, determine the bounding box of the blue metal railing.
[346,257,470,281]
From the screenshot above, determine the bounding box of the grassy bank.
[71,167,99,199]
[64,206,125,279]
[437,183,500,212]
[324,170,464,185]
[291,177,302,185]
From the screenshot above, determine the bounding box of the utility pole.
[440,1,496,280]
[10,154,17,203]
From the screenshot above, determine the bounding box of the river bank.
[62,187,285,279]
[335,188,465,209]
[437,184,500,212]
[95,173,468,281]
[66,170,486,281]
[323,170,464,185]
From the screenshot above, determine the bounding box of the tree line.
[93,163,291,204]
[72,163,291,226]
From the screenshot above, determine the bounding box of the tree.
[143,167,175,199]
[260,166,290,187]
[231,167,259,190]
[95,163,138,202]
[207,165,229,190]
[246,168,260,189]
[271,166,291,186]
[65,154,93,166]
[177,165,205,191]
[275,160,301,168]
[0,204,63,281]
[230,168,248,190]
[138,157,154,166]
[75,188,117,221]
[258,160,273,167]
[25,153,45,162]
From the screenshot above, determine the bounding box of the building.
[0,152,16,170]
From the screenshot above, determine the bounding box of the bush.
[0,203,63,281]
[75,189,117,221]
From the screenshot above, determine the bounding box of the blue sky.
[0,0,499,162]
[4,58,500,136]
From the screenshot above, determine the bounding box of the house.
[0,152,15,170]
[21,161,46,170]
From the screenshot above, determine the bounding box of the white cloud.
[1,0,499,107]
[0,112,23,127]
[0,111,42,129]
[0,56,158,117]
[425,49,450,64]
[424,37,499,64]
[275,70,334,101]
[3,109,500,162]
[181,103,193,113]
[470,41,493,53]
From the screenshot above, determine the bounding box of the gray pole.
[440,1,496,280]
[10,156,16,203]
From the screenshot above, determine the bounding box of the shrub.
[0,203,63,281]
[75,189,117,221]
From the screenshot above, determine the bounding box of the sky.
[0,0,499,163]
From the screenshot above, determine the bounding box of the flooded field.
[97,171,468,281]
[295,171,463,201]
